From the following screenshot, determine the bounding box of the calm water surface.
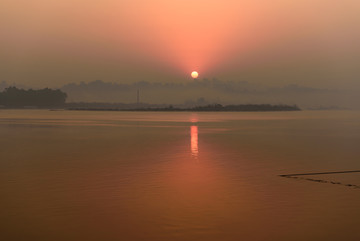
[1,110,360,241]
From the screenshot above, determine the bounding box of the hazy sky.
[1,0,360,88]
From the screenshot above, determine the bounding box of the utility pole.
[137,89,140,105]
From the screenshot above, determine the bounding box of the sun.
[191,71,199,79]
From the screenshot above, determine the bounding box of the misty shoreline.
[66,104,301,112]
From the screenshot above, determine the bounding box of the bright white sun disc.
[191,71,199,79]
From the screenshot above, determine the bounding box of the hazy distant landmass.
[0,86,300,112]
[0,79,358,110]
[60,80,359,110]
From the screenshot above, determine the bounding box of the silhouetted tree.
[0,87,67,108]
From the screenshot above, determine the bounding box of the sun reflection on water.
[191,125,198,158]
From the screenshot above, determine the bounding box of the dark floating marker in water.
[279,170,360,177]
[279,170,360,189]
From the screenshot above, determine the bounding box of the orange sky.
[1,0,359,88]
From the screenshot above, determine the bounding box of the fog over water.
[1,0,360,239]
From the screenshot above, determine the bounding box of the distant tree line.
[0,87,67,108]
[192,104,300,111]
[68,103,301,112]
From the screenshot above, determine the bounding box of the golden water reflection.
[190,125,198,158]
